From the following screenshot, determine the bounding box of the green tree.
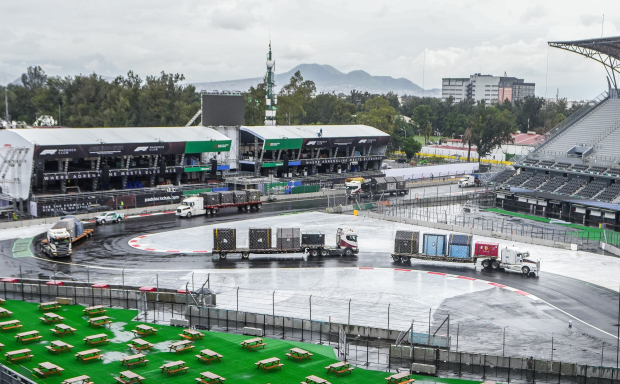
[277,71,316,125]
[302,93,356,125]
[470,105,517,162]
[402,137,422,160]
[413,104,434,143]
[355,96,397,134]
[244,81,267,125]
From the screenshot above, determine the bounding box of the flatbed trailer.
[214,245,357,260]
[213,228,359,260]
[206,201,262,214]
[390,252,474,263]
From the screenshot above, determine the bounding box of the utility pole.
[5,87,9,125]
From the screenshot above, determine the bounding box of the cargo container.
[345,176,408,199]
[422,234,446,256]
[389,232,540,276]
[176,190,262,218]
[40,216,93,258]
[213,228,359,260]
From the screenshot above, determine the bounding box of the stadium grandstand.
[489,36,620,229]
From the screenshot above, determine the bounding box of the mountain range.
[191,64,440,97]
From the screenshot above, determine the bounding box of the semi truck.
[40,216,93,258]
[176,190,261,218]
[390,231,539,276]
[458,174,481,188]
[345,176,408,199]
[212,227,359,260]
[475,242,540,276]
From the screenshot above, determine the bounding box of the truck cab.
[501,247,540,276]
[458,174,480,188]
[41,228,72,257]
[176,197,205,218]
[336,228,359,254]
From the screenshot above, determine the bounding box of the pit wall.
[359,211,573,250]
[391,346,620,380]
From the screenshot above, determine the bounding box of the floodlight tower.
[264,43,277,126]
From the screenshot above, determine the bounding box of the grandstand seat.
[588,166,608,174]
[555,178,587,196]
[538,98,620,155]
[605,168,620,176]
[521,174,549,190]
[488,169,515,184]
[538,160,555,168]
[575,181,607,199]
[505,172,533,187]
[538,177,567,192]
[554,162,571,169]
[569,164,589,172]
[595,183,620,202]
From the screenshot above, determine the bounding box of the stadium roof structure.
[3,126,230,146]
[549,36,620,91]
[240,124,389,141]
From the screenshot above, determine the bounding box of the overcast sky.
[0,0,618,99]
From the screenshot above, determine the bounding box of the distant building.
[442,74,535,103]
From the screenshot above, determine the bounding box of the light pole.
[401,127,407,138]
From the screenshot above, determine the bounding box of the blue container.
[423,234,446,256]
[211,187,229,192]
[448,244,471,259]
[448,234,472,246]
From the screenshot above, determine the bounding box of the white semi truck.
[176,190,262,218]
[39,216,93,258]
[475,243,540,276]
[458,174,481,188]
[40,228,73,258]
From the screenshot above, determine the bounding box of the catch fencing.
[374,191,606,251]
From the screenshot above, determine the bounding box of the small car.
[94,211,125,224]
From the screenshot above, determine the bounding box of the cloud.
[580,14,603,27]
[211,3,257,31]
[280,44,317,61]
[520,4,549,23]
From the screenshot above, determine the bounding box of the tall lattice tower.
[264,43,277,126]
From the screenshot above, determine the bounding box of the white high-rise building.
[442,73,535,103]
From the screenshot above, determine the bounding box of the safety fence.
[373,192,607,251]
[1,276,619,371]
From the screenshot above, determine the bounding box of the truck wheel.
[481,259,490,269]
[521,266,530,275]
[491,260,500,270]
[310,249,319,257]
[187,212,192,218]
[392,255,400,262]
[219,253,227,260]
[400,256,410,263]
[241,252,250,259]
[321,249,329,257]
[344,248,353,256]
[257,203,262,210]
[213,208,219,214]
[243,205,249,212]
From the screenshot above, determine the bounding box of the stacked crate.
[202,192,220,206]
[213,228,236,251]
[447,234,473,259]
[233,191,247,204]
[422,233,446,256]
[301,233,325,246]
[276,228,301,250]
[219,191,234,204]
[394,230,419,254]
[249,228,271,250]
[246,189,261,203]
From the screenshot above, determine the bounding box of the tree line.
[0,66,200,127]
[2,66,580,162]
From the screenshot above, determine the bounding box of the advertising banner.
[302,137,389,148]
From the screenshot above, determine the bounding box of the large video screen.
[202,94,245,126]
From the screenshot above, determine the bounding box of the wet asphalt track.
[1,195,619,343]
